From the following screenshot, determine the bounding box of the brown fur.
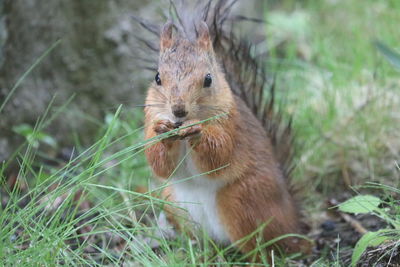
[140,1,311,263]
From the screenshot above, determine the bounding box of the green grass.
[1,108,296,266]
[266,0,400,193]
[1,0,400,266]
[265,0,400,264]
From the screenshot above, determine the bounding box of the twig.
[339,213,368,235]
[329,198,368,235]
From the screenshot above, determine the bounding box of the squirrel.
[140,1,311,262]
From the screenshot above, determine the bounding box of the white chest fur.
[170,142,230,244]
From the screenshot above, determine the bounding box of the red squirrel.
[141,2,310,261]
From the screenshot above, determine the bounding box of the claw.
[178,120,202,139]
[154,120,175,134]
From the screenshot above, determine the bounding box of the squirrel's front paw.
[178,120,202,141]
[153,120,181,143]
[153,120,176,134]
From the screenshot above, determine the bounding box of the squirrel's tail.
[132,0,295,180]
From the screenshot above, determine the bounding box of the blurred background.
[0,0,265,162]
[0,0,399,265]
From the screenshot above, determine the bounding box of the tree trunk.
[0,0,150,162]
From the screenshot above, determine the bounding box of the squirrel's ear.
[197,21,212,50]
[160,22,173,51]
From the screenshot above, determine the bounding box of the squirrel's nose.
[172,105,188,118]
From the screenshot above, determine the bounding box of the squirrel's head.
[146,21,233,124]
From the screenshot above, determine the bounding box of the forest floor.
[1,0,400,266]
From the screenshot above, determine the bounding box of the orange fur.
[144,118,180,178]
[144,21,311,262]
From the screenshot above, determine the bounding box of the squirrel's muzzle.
[172,104,187,118]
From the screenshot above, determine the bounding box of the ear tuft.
[197,21,212,50]
[160,22,173,51]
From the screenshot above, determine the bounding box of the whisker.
[144,101,167,106]
[200,105,228,112]
[152,88,168,100]
[135,104,165,108]
[199,104,212,108]
[145,99,167,103]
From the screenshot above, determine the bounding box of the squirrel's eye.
[204,73,212,88]
[155,72,162,86]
